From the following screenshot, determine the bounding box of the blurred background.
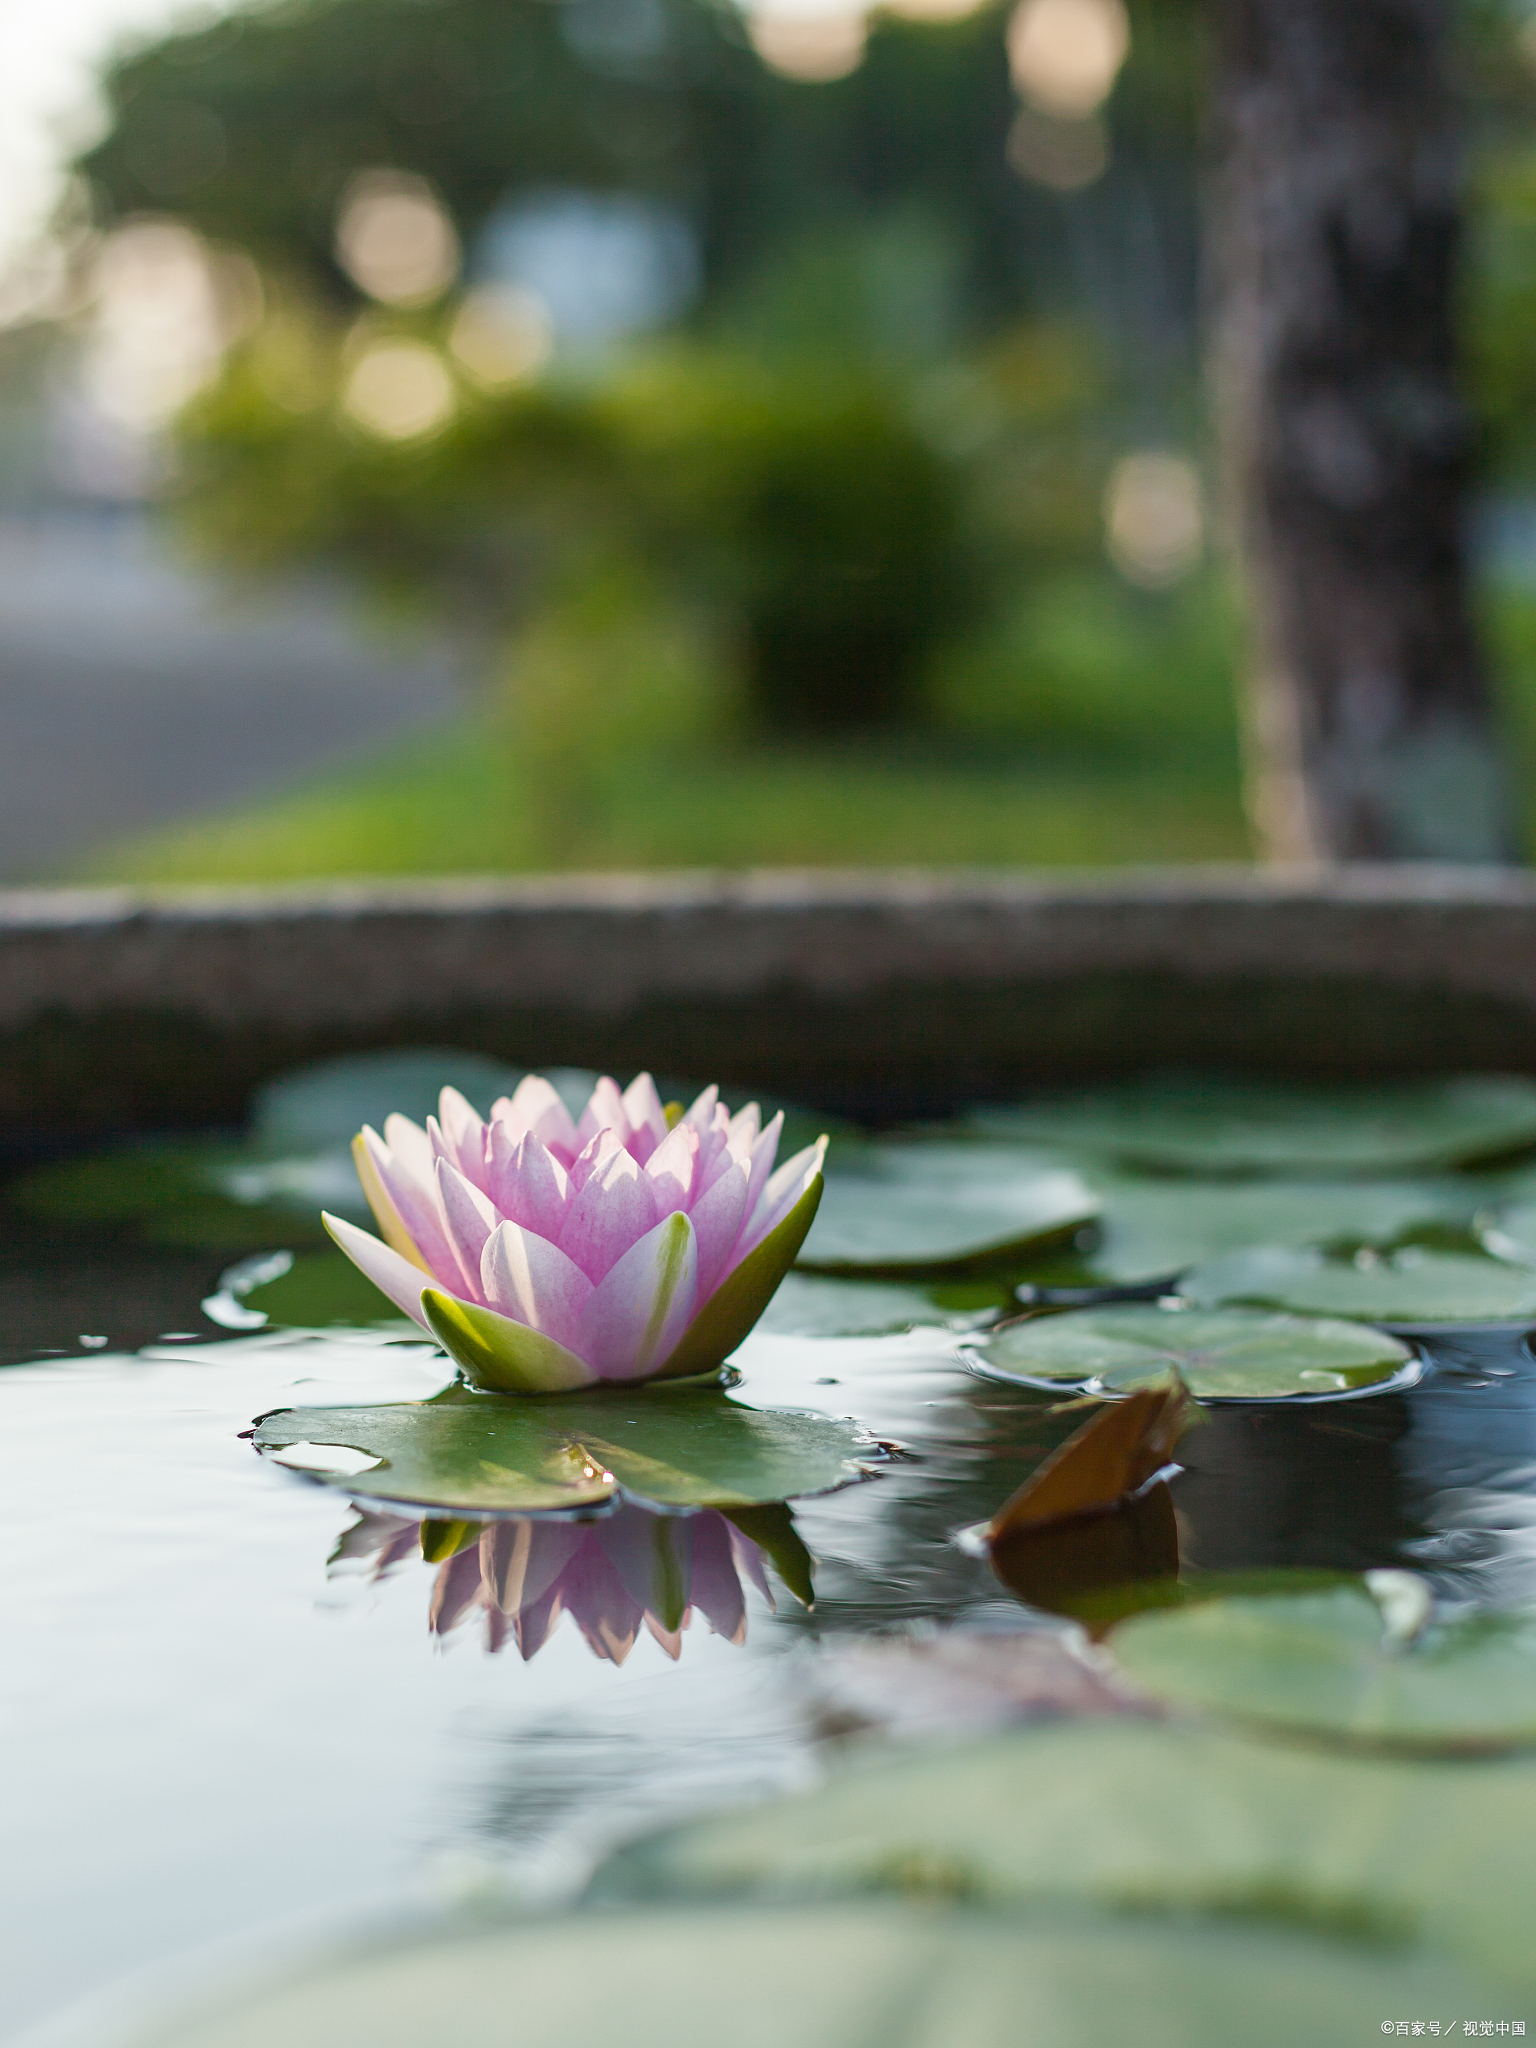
[4,0,1536,881]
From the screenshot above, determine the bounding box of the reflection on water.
[7,1263,1536,2033]
[335,1502,796,1664]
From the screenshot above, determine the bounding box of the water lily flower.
[423,1504,779,1664]
[323,1073,826,1394]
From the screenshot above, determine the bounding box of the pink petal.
[682,1085,719,1133]
[364,1122,459,1283]
[727,1101,762,1149]
[322,1211,434,1329]
[577,1075,630,1149]
[579,1211,698,1379]
[620,1072,669,1163]
[727,1525,775,1609]
[428,1545,486,1636]
[493,1076,580,1164]
[482,1519,583,1616]
[485,1127,571,1240]
[742,1111,784,1221]
[568,1126,625,1196]
[689,1153,751,1299]
[644,1120,699,1214]
[599,1503,692,1614]
[560,1534,642,1664]
[644,1615,686,1660]
[435,1158,499,1301]
[686,1512,748,1644]
[437,1087,490,1189]
[480,1221,594,1354]
[700,1117,754,1198]
[558,1143,661,1283]
[512,1578,565,1660]
[382,1111,436,1184]
[733,1135,827,1267]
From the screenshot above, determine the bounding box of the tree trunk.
[1210,0,1517,863]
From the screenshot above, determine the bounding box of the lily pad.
[969,1305,1412,1400]
[757,1274,1003,1337]
[598,1719,1536,1997]
[1478,1195,1536,1265]
[6,1140,335,1254]
[206,1249,407,1330]
[1088,1175,1480,1284]
[251,1049,536,1149]
[124,1900,1492,2048]
[800,1144,1096,1275]
[251,1382,875,1515]
[1111,1581,1536,1754]
[1182,1245,1536,1324]
[969,1074,1536,1176]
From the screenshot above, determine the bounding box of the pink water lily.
[324,1072,826,1394]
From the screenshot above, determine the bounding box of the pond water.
[6,1062,1536,2041]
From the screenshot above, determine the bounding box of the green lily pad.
[207,1249,407,1330]
[757,1274,1003,1337]
[970,1305,1412,1400]
[1182,1245,1536,1324]
[6,1140,336,1255]
[1479,1195,1536,1265]
[251,1382,875,1514]
[598,1718,1536,1997]
[1088,1175,1480,1285]
[968,1074,1536,1176]
[124,1900,1492,2048]
[799,1144,1096,1275]
[1111,1582,1536,1754]
[250,1048,535,1149]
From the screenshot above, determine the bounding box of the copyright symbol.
[1381,2028,1395,2036]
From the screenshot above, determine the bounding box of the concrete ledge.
[5,866,1536,1137]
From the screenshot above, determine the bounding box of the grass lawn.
[69,721,1253,882]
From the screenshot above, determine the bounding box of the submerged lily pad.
[1087,1176,1480,1285]
[252,1383,875,1514]
[970,1305,1412,1400]
[1111,1582,1536,1753]
[968,1074,1536,1176]
[1182,1245,1536,1324]
[125,1899,1493,2048]
[597,1719,1536,1997]
[799,1144,1096,1275]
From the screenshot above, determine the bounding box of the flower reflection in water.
[333,1501,807,1664]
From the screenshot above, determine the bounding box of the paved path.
[0,511,469,877]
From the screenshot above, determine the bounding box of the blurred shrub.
[931,569,1240,764]
[173,290,1109,734]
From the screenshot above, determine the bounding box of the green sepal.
[421,1289,598,1395]
[420,1517,480,1563]
[656,1175,824,1380]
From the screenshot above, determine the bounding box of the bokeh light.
[1007,0,1129,118]
[448,285,553,391]
[341,338,456,439]
[334,170,460,308]
[1103,451,1204,587]
[747,9,868,82]
[81,216,260,430]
